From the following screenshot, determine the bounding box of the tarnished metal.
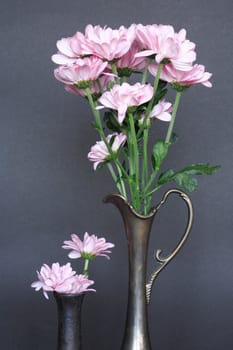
[104,188,193,350]
[104,193,156,350]
[54,293,84,350]
[146,189,194,303]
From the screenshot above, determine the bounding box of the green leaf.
[157,169,175,185]
[103,111,121,133]
[153,88,168,106]
[176,163,221,176]
[153,80,168,105]
[170,132,178,145]
[106,81,115,90]
[158,80,167,90]
[92,122,101,132]
[116,174,123,186]
[128,174,136,185]
[173,173,198,192]
[152,140,169,170]
[108,134,115,148]
[153,163,220,194]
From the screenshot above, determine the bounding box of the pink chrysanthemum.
[51,31,92,65]
[31,262,95,299]
[140,99,173,125]
[135,24,196,71]
[98,82,153,124]
[116,40,147,71]
[64,75,114,97]
[62,232,115,259]
[87,133,127,170]
[54,56,108,87]
[149,63,212,87]
[82,24,135,61]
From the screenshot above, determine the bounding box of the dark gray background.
[0,0,232,349]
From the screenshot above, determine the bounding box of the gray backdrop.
[1,0,232,349]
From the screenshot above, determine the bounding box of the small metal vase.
[54,292,84,350]
[104,188,194,350]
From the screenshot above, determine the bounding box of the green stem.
[83,259,90,276]
[126,129,135,203]
[85,87,104,135]
[146,184,162,197]
[115,158,130,181]
[146,62,163,117]
[107,163,122,194]
[120,148,134,198]
[110,63,120,84]
[143,168,159,195]
[137,63,163,138]
[97,78,103,94]
[143,128,149,183]
[85,87,113,160]
[143,92,182,199]
[85,87,125,196]
[141,57,152,84]
[115,162,127,198]
[140,64,163,212]
[165,91,182,144]
[142,127,149,211]
[128,112,140,211]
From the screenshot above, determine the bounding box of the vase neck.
[54,293,84,350]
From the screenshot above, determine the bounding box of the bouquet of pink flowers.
[31,232,114,298]
[52,24,219,214]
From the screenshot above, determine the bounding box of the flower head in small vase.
[31,262,95,299]
[63,232,115,259]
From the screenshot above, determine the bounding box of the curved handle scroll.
[146,189,194,304]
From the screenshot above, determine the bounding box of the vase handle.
[146,188,194,304]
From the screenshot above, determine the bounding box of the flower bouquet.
[52,23,219,215]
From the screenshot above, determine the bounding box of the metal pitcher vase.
[104,188,193,350]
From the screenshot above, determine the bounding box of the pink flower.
[87,133,127,170]
[51,31,92,65]
[31,263,95,299]
[51,37,79,65]
[69,31,93,57]
[149,63,212,87]
[54,56,108,87]
[98,82,154,124]
[82,24,135,61]
[66,274,95,294]
[139,99,172,125]
[116,40,147,71]
[63,232,115,259]
[64,75,114,97]
[135,24,196,71]
[149,99,173,121]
